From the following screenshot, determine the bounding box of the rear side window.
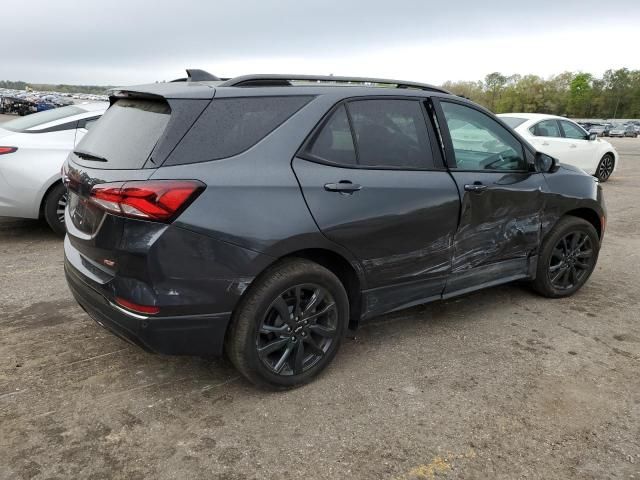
[306,105,356,165]
[165,96,312,165]
[348,99,433,168]
[74,99,170,169]
[530,119,561,138]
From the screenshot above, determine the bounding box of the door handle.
[570,144,577,148]
[464,183,488,193]
[542,142,550,146]
[324,181,362,194]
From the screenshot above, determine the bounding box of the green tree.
[568,73,592,117]
[484,72,507,110]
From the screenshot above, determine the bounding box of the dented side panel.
[443,171,547,295]
[292,158,460,299]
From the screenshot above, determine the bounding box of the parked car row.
[0,88,108,116]
[577,120,640,138]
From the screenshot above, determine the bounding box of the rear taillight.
[89,180,205,222]
[115,297,160,315]
[0,147,17,155]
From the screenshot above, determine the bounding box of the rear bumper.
[65,258,231,356]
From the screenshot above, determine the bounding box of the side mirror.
[588,132,597,141]
[535,152,558,173]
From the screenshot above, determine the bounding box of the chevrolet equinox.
[63,70,606,388]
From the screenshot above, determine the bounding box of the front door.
[434,99,547,296]
[293,99,460,316]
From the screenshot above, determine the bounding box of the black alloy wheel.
[532,216,600,298]
[226,258,349,389]
[548,231,595,291]
[256,284,338,376]
[596,154,614,182]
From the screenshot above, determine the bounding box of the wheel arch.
[38,177,63,218]
[275,248,363,329]
[563,208,603,239]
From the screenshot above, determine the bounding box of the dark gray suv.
[63,71,606,388]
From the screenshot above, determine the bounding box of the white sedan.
[498,113,619,182]
[0,102,108,234]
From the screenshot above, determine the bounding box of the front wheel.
[595,154,615,182]
[532,216,600,298]
[226,258,349,389]
[43,183,68,236]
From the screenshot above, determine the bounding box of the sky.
[4,0,640,86]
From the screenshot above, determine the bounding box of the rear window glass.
[499,116,527,129]
[165,96,312,165]
[306,105,356,165]
[74,99,170,169]
[348,99,433,168]
[2,105,84,132]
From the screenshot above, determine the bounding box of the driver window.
[347,99,433,169]
[560,120,587,140]
[440,101,526,171]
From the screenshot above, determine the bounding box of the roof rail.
[217,74,450,94]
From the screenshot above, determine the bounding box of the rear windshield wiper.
[73,150,108,162]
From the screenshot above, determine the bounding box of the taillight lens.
[115,297,160,315]
[0,146,17,155]
[89,180,205,222]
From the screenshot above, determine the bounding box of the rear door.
[527,119,566,159]
[557,119,595,168]
[293,98,460,315]
[433,99,546,296]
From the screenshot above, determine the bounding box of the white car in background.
[499,113,619,182]
[0,103,108,234]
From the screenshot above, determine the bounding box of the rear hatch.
[64,92,211,288]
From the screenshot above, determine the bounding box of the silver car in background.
[0,103,107,234]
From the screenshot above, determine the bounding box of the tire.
[43,183,68,236]
[225,258,349,389]
[595,153,615,182]
[532,216,600,298]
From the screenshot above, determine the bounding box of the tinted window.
[2,105,84,132]
[348,99,432,168]
[306,105,356,165]
[530,119,562,138]
[560,120,587,140]
[440,102,526,171]
[500,116,527,128]
[74,99,170,169]
[167,96,312,165]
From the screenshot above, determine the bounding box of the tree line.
[441,68,640,119]
[3,68,640,119]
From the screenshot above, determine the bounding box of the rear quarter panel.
[149,92,368,285]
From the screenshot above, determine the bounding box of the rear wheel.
[595,154,614,182]
[532,216,599,298]
[43,183,68,236]
[226,259,349,389]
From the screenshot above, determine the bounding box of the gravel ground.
[1,138,639,480]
